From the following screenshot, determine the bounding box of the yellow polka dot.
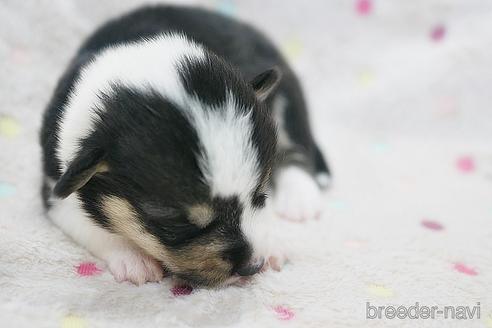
[485,313,492,328]
[282,38,303,60]
[358,70,374,87]
[366,284,394,298]
[0,116,20,138]
[61,314,86,328]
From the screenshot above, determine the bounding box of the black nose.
[235,258,264,277]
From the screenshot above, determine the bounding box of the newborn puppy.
[40,5,330,287]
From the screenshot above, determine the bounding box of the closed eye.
[141,202,205,245]
[147,214,206,246]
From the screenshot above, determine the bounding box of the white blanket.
[1,0,491,327]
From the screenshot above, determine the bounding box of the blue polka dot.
[372,142,390,153]
[0,183,16,198]
[329,200,348,210]
[217,0,236,16]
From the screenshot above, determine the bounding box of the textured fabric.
[1,1,491,327]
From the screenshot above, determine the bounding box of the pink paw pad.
[273,305,295,321]
[75,262,102,276]
[171,285,193,296]
[454,263,478,276]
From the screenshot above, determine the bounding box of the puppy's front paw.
[273,166,322,222]
[262,254,287,272]
[106,247,164,285]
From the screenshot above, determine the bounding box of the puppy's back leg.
[270,90,330,221]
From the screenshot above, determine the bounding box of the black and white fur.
[40,5,330,287]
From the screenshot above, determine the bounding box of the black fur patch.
[77,86,207,229]
[179,53,255,109]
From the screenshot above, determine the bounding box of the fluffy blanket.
[1,0,491,327]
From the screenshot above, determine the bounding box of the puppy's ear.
[250,67,282,102]
[53,148,108,199]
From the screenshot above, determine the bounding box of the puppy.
[40,5,330,287]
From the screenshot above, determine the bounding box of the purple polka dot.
[421,219,444,231]
[171,285,193,296]
[430,25,446,41]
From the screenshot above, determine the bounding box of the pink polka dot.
[434,96,458,117]
[430,24,446,41]
[75,262,102,276]
[356,0,372,15]
[11,47,31,65]
[273,305,295,321]
[421,219,444,231]
[454,263,478,276]
[171,285,193,296]
[456,156,475,173]
[344,239,368,249]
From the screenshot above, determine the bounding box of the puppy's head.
[54,42,280,287]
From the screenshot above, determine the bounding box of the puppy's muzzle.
[235,258,265,277]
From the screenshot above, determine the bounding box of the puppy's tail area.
[313,144,332,190]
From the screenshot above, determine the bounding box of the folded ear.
[250,67,282,102]
[53,148,108,199]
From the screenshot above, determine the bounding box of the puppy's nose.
[235,258,264,277]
